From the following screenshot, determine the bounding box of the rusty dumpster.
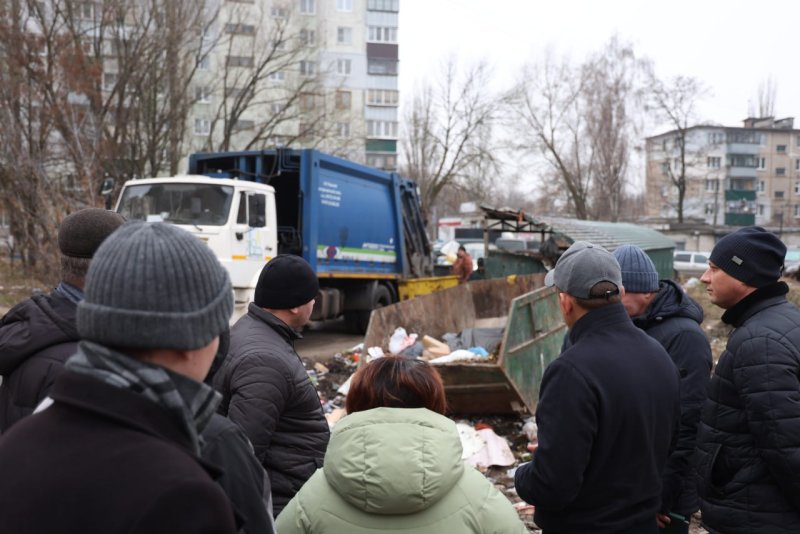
[363,274,566,415]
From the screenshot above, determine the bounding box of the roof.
[543,217,675,252]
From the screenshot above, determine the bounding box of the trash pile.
[381,325,505,365]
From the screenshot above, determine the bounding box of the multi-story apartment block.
[645,117,800,227]
[189,0,399,170]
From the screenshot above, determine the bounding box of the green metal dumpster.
[363,274,566,415]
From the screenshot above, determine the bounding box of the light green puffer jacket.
[276,407,527,533]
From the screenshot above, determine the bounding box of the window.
[758,204,765,216]
[757,157,766,170]
[674,253,691,263]
[367,0,399,11]
[194,86,211,103]
[366,120,398,138]
[707,132,725,145]
[366,153,398,169]
[336,58,351,75]
[269,71,285,82]
[758,180,766,192]
[103,72,118,91]
[194,118,210,135]
[775,191,785,199]
[795,182,800,195]
[796,159,800,171]
[797,135,800,147]
[707,156,721,169]
[271,103,284,114]
[336,0,353,11]
[233,119,255,131]
[79,2,95,19]
[705,179,719,192]
[335,90,351,110]
[795,205,800,218]
[299,60,317,77]
[299,0,315,14]
[367,89,399,106]
[704,203,714,215]
[298,122,315,138]
[661,162,670,175]
[777,167,786,176]
[226,87,253,99]
[225,23,255,35]
[237,193,266,227]
[336,122,350,138]
[661,139,668,151]
[227,55,254,67]
[300,29,316,46]
[778,144,787,153]
[299,93,318,111]
[368,26,398,43]
[270,6,288,17]
[367,58,398,75]
[337,27,352,45]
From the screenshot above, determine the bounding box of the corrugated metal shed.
[542,217,676,279]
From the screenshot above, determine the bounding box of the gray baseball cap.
[544,241,622,299]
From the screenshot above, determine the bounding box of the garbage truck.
[114,148,442,331]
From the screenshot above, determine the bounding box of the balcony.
[724,189,756,226]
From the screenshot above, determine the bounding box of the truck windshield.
[117,183,234,226]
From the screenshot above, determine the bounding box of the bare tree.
[647,73,708,223]
[757,76,777,118]
[507,51,593,219]
[401,58,499,224]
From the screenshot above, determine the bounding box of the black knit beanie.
[254,254,319,309]
[709,226,786,288]
[58,208,126,258]
[77,222,233,350]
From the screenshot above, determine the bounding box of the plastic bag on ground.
[388,327,418,355]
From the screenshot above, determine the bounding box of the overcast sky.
[398,0,800,134]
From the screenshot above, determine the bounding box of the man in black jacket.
[0,208,124,432]
[214,254,330,516]
[0,222,237,533]
[696,226,800,534]
[614,245,712,533]
[515,241,681,534]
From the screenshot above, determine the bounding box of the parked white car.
[673,250,710,279]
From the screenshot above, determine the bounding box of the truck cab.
[116,175,277,316]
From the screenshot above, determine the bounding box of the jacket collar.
[721,281,788,327]
[247,302,302,342]
[568,302,633,345]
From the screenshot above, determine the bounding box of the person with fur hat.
[614,245,712,533]
[0,222,237,533]
[514,241,680,534]
[695,226,800,534]
[0,208,124,432]
[214,254,330,516]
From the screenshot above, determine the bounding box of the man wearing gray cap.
[696,226,800,534]
[0,207,124,432]
[515,241,680,534]
[0,222,237,533]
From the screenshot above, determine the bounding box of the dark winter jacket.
[696,282,800,534]
[632,280,712,516]
[214,303,330,515]
[0,292,79,432]
[515,303,681,534]
[0,371,236,534]
[202,414,276,534]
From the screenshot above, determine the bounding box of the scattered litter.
[467,346,489,357]
[388,327,418,355]
[465,426,516,469]
[456,422,486,459]
[306,370,318,385]
[325,407,347,429]
[347,342,364,353]
[429,349,489,365]
[366,346,385,361]
[522,418,538,443]
[313,362,329,375]
[399,341,424,358]
[337,374,353,396]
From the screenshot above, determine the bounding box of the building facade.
[645,117,800,227]
[188,0,399,170]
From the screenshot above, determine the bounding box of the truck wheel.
[346,285,392,334]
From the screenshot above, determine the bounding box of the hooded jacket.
[276,407,527,533]
[213,303,330,515]
[0,292,79,432]
[632,280,712,516]
[696,282,800,533]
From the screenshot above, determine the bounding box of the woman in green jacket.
[276,357,527,534]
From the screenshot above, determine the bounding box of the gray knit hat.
[613,245,659,293]
[77,222,232,350]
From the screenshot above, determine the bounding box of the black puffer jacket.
[633,280,712,516]
[213,304,329,516]
[696,282,800,533]
[0,292,79,432]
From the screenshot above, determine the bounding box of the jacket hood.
[324,407,464,515]
[0,293,79,375]
[635,279,703,328]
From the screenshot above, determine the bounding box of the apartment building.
[189,0,399,170]
[645,117,800,226]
